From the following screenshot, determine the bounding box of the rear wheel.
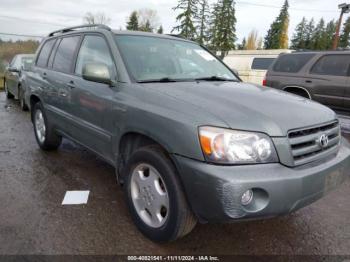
[4,81,14,99]
[123,145,197,242]
[32,102,62,151]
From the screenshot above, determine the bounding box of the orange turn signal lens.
[199,135,212,155]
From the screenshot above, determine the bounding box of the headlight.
[199,126,278,164]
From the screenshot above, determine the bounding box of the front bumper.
[173,138,350,223]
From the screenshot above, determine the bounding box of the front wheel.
[123,145,197,242]
[4,81,14,99]
[32,102,62,151]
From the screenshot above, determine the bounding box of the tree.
[139,20,152,32]
[126,11,139,31]
[264,0,289,49]
[172,0,199,39]
[311,18,327,50]
[340,17,350,48]
[305,18,315,49]
[138,8,160,32]
[210,0,237,58]
[83,12,111,25]
[325,20,336,50]
[196,0,210,45]
[245,29,259,50]
[291,17,307,50]
[237,38,246,50]
[157,25,164,34]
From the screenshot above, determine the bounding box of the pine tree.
[264,0,289,49]
[291,17,307,50]
[325,20,336,50]
[340,17,350,48]
[126,11,139,31]
[237,38,246,50]
[311,18,327,50]
[305,18,315,49]
[196,0,210,45]
[172,0,198,39]
[157,25,164,34]
[210,0,237,58]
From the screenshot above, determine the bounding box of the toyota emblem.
[318,134,329,148]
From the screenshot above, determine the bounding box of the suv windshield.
[114,35,238,82]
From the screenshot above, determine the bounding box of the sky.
[0,0,346,44]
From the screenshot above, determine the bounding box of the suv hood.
[146,81,336,137]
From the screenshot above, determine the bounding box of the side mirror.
[8,67,20,73]
[82,63,112,85]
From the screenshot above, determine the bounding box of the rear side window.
[53,36,80,73]
[37,39,56,68]
[251,58,275,70]
[273,54,315,73]
[310,55,350,77]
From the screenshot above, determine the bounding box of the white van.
[223,49,292,85]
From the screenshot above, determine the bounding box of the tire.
[18,87,28,111]
[32,102,62,151]
[4,81,14,99]
[123,145,197,242]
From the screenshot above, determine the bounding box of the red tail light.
[262,76,267,86]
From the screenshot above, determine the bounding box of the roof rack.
[166,34,187,39]
[48,24,111,37]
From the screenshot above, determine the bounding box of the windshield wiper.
[137,77,178,83]
[195,76,237,82]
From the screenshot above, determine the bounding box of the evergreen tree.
[264,0,289,49]
[237,38,246,50]
[172,0,199,39]
[305,18,315,49]
[311,18,327,50]
[126,11,139,31]
[291,17,307,50]
[210,0,237,58]
[157,25,164,34]
[340,17,350,48]
[325,20,336,50]
[196,0,210,45]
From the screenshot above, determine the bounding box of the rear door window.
[37,39,56,68]
[52,36,80,74]
[310,55,350,77]
[273,53,315,73]
[251,58,275,70]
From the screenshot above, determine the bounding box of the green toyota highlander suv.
[24,25,350,242]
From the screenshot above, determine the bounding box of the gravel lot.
[0,91,349,255]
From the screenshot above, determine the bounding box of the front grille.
[288,121,340,166]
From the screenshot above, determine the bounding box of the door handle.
[305,80,312,83]
[66,80,75,89]
[59,92,67,97]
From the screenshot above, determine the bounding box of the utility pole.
[333,3,350,50]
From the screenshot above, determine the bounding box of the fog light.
[241,189,253,206]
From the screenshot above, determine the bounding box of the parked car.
[223,49,292,84]
[265,51,350,114]
[4,54,34,110]
[26,25,350,242]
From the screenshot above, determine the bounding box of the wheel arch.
[282,86,312,99]
[116,131,174,183]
